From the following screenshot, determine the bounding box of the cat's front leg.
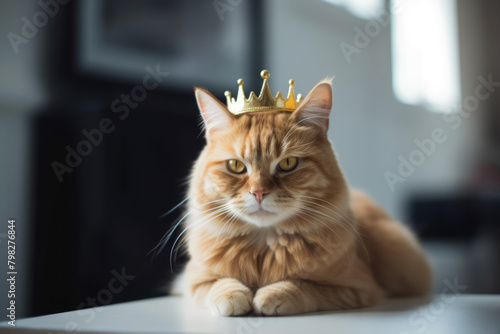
[253,279,384,316]
[185,262,254,316]
[205,278,254,316]
[253,280,313,315]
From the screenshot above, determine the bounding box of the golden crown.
[224,70,304,115]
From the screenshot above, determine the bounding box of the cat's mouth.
[243,205,289,227]
[248,207,275,216]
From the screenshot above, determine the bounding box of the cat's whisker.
[213,209,240,247]
[150,201,228,258]
[212,214,236,247]
[150,210,192,257]
[172,206,231,268]
[296,210,353,268]
[298,195,369,234]
[193,198,228,209]
[159,196,190,219]
[211,208,246,251]
[298,195,368,255]
[172,204,232,268]
[328,202,370,233]
[161,199,226,233]
[170,206,233,272]
[170,209,234,264]
[298,198,358,233]
[298,202,361,241]
[192,205,232,232]
[300,204,369,261]
[297,195,370,248]
[295,195,363,236]
[294,209,352,267]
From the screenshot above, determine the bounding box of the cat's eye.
[227,159,246,174]
[277,157,298,172]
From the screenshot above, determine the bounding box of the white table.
[1,295,499,334]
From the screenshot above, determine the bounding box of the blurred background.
[1,0,499,318]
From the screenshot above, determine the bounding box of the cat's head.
[190,79,347,230]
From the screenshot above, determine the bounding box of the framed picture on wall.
[76,0,263,94]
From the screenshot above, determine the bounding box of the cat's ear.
[194,88,235,137]
[292,79,333,133]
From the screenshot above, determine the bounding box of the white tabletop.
[1,295,499,334]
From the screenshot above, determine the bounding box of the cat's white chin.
[244,210,285,227]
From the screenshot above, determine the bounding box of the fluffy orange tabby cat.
[173,78,432,316]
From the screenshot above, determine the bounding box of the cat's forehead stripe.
[238,113,287,162]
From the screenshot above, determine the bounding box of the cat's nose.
[250,190,270,204]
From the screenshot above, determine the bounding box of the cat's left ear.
[194,88,235,138]
[292,79,333,133]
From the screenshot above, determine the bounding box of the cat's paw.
[253,281,305,316]
[207,278,253,316]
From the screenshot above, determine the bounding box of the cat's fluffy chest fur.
[186,219,356,288]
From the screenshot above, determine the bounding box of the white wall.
[0,1,46,104]
[265,0,483,221]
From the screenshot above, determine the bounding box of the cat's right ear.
[194,88,235,138]
[291,80,333,133]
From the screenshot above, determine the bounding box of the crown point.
[297,93,303,101]
[237,79,244,85]
[224,91,231,97]
[260,70,270,80]
[289,79,295,86]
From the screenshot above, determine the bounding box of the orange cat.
[174,78,432,316]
